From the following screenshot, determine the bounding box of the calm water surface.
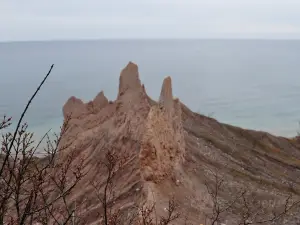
[1,39,300,139]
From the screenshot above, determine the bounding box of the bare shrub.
[0,65,85,224]
[204,168,300,225]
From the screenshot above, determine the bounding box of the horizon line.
[1,37,300,44]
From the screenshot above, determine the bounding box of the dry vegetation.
[202,168,300,225]
[2,65,300,224]
[0,65,181,225]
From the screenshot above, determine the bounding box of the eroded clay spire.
[159,76,173,110]
[62,96,87,119]
[118,62,142,97]
[93,91,108,111]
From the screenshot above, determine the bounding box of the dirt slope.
[60,62,300,225]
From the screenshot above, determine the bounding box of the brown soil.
[59,62,300,225]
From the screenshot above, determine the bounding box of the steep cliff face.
[58,62,153,224]
[140,76,185,183]
[59,62,300,225]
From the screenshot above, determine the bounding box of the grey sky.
[1,0,300,41]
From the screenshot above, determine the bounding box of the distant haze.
[1,39,300,138]
[1,0,300,41]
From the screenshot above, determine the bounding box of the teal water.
[1,39,300,139]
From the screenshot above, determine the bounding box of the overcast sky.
[1,0,300,41]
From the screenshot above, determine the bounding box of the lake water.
[1,39,300,139]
